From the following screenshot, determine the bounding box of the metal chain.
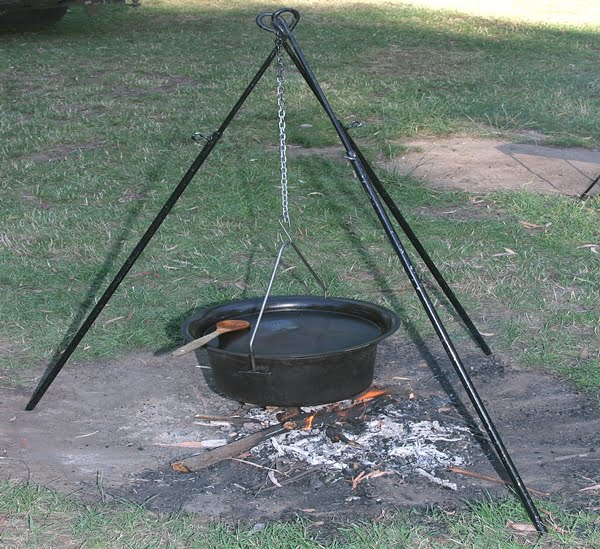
[275,33,290,227]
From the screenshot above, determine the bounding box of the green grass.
[1,0,598,396]
[1,481,599,547]
[1,1,600,543]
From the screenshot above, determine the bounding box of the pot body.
[182,296,399,406]
[206,343,378,406]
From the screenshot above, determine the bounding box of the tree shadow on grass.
[26,159,167,406]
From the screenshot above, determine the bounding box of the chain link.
[275,34,290,227]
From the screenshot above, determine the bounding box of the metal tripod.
[25,8,546,534]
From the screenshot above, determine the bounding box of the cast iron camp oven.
[182,296,400,406]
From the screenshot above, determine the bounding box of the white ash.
[415,468,458,490]
[247,401,474,480]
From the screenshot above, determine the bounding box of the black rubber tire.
[0,7,68,30]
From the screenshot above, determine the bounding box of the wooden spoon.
[172,320,250,357]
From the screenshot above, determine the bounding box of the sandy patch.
[383,137,600,196]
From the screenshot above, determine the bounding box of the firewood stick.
[171,424,287,473]
[448,466,550,497]
[193,414,261,424]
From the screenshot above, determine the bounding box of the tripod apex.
[256,8,300,34]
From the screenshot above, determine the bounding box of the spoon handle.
[172,330,223,357]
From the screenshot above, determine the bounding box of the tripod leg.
[282,42,491,356]
[25,47,278,411]
[353,170,547,534]
[580,173,600,200]
[272,16,546,533]
[341,129,492,355]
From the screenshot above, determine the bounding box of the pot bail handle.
[248,240,288,372]
[247,223,327,373]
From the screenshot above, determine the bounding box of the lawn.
[1,481,598,547]
[1,0,599,545]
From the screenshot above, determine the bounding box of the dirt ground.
[2,333,598,522]
[382,136,600,196]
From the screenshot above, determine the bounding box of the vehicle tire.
[0,7,68,30]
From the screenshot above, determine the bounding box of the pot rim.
[181,295,400,360]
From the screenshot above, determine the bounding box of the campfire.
[170,386,477,493]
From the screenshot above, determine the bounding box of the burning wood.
[249,388,473,482]
[276,407,302,423]
[171,424,289,473]
[171,386,395,474]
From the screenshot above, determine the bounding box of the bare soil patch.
[367,45,474,80]
[20,142,105,163]
[382,137,600,196]
[1,336,598,522]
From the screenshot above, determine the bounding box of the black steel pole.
[25,47,278,411]
[580,173,600,200]
[269,13,547,533]
[342,130,492,355]
[281,42,491,357]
